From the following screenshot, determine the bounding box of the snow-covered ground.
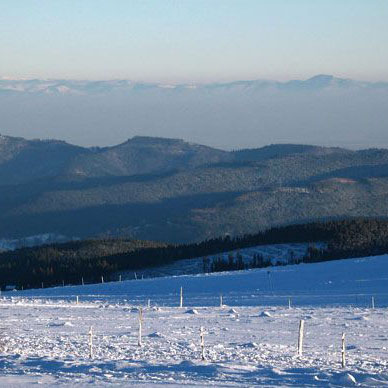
[1,255,388,386]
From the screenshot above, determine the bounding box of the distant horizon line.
[2,74,388,85]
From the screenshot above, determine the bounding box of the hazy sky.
[1,0,388,82]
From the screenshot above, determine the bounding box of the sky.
[1,0,388,83]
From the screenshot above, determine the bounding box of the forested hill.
[2,134,388,242]
[1,218,388,290]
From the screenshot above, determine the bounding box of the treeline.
[0,239,166,289]
[208,253,273,272]
[1,218,388,289]
[303,218,388,263]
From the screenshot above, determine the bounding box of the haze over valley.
[1,74,388,150]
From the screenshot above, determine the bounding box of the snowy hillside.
[119,242,324,279]
[1,255,388,386]
[14,253,387,307]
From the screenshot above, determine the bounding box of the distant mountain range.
[1,75,388,95]
[1,74,388,151]
[1,134,388,243]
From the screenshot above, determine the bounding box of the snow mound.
[148,332,163,338]
[241,342,259,349]
[186,309,199,315]
[332,372,357,386]
[259,311,272,318]
[228,308,238,314]
[48,321,73,327]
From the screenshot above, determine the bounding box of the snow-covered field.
[1,255,388,386]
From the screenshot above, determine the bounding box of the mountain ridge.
[1,133,353,185]
[1,75,388,95]
[1,134,388,242]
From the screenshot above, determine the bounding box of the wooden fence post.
[180,287,183,308]
[76,296,79,305]
[297,319,305,356]
[341,332,346,368]
[200,326,205,360]
[220,294,223,308]
[138,307,143,347]
[89,326,93,359]
[288,298,291,309]
[371,296,375,309]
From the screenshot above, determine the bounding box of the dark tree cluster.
[209,253,270,272]
[1,218,388,290]
[303,218,388,263]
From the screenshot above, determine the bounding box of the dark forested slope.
[2,135,388,242]
[1,218,388,290]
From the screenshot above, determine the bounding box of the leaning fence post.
[138,307,143,347]
[297,319,305,356]
[180,287,183,308]
[341,332,346,368]
[89,326,93,359]
[200,326,205,360]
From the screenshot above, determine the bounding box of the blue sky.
[1,0,387,82]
